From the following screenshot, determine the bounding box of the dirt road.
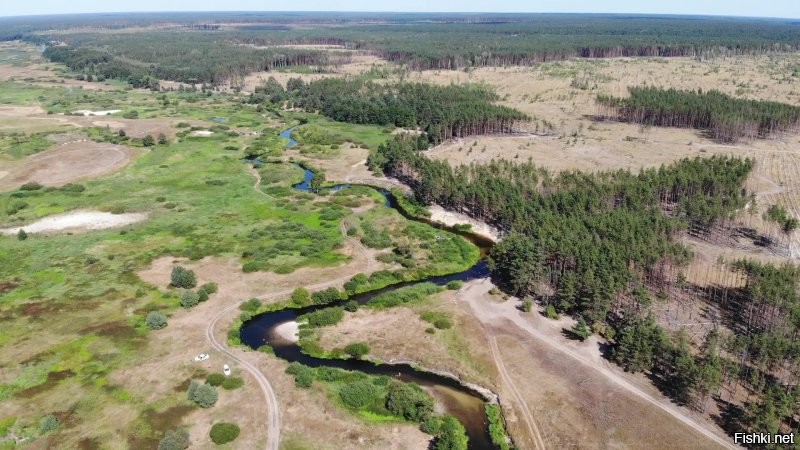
[462,279,738,450]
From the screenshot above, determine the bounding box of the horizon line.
[1,10,797,21]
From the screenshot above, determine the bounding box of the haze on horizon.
[2,0,799,20]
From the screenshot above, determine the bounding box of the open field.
[0,139,137,191]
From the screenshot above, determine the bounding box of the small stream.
[240,128,499,449]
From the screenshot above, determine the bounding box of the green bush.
[239,298,262,312]
[434,415,468,450]
[20,181,43,191]
[339,380,381,409]
[206,373,225,386]
[543,303,557,318]
[291,287,311,306]
[522,299,533,313]
[368,283,442,308]
[209,422,240,445]
[485,405,511,450]
[146,311,168,330]
[286,363,316,388]
[17,229,28,241]
[344,342,370,359]
[434,318,453,330]
[421,416,443,435]
[445,280,464,290]
[222,377,244,390]
[170,266,197,288]
[311,287,342,305]
[158,428,190,450]
[180,290,200,308]
[187,380,218,408]
[344,300,359,312]
[199,282,218,295]
[386,382,434,421]
[302,306,344,327]
[39,414,59,433]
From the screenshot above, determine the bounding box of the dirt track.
[460,278,737,450]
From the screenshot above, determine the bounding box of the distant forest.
[2,13,799,84]
[597,87,800,143]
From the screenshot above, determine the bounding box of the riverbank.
[427,205,501,242]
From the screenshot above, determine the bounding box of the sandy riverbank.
[427,205,500,242]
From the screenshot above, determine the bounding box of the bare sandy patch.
[0,210,147,235]
[427,205,500,242]
[71,109,122,116]
[190,130,214,137]
[0,140,136,191]
[274,320,299,343]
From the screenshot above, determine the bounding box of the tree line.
[39,32,346,86]
[257,77,528,144]
[597,86,800,143]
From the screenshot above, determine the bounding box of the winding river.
[240,128,499,449]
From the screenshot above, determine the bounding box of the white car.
[223,364,231,376]
[194,353,210,362]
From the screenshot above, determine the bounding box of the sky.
[2,0,799,19]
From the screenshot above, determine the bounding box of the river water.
[240,128,499,449]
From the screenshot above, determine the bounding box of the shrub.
[187,380,218,408]
[170,266,197,288]
[123,110,139,119]
[543,304,557,318]
[421,416,443,435]
[339,380,380,409]
[206,373,225,387]
[209,423,240,445]
[222,376,244,390]
[180,290,200,308]
[17,229,28,241]
[286,363,315,388]
[198,290,209,302]
[146,311,168,330]
[485,405,511,450]
[302,306,344,327]
[158,133,168,145]
[20,181,43,191]
[143,135,156,147]
[158,428,190,450]
[344,342,370,359]
[239,298,262,312]
[434,415,468,450]
[39,414,58,433]
[522,299,533,313]
[291,287,311,306]
[445,281,463,290]
[344,300,359,312]
[199,282,218,295]
[386,382,434,421]
[311,287,342,305]
[434,318,453,330]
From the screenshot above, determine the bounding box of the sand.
[1,210,147,235]
[274,321,299,343]
[427,204,500,242]
[190,130,214,137]
[72,110,122,116]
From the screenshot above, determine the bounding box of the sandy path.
[201,172,380,450]
[461,279,737,450]
[487,335,547,449]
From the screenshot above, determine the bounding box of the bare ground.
[459,278,737,450]
[0,139,137,191]
[316,289,498,387]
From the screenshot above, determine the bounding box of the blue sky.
[2,1,799,19]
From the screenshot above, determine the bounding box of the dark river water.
[240,128,499,449]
